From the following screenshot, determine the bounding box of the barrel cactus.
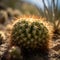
[10,16,54,50]
[0,4,6,10]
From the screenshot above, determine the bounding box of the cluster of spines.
[8,46,23,60]
[11,17,54,49]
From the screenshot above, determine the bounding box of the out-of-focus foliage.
[0,0,40,15]
[0,0,19,8]
[36,0,60,34]
[18,2,40,15]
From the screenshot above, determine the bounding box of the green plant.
[11,17,54,50]
[8,46,23,60]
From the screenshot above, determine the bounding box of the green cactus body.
[11,17,53,50]
[8,46,23,60]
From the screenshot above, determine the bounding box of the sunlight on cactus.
[10,16,54,50]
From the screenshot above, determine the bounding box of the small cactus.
[0,4,6,10]
[8,46,23,60]
[11,16,54,50]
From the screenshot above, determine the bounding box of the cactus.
[0,10,8,24]
[11,16,54,50]
[0,43,9,59]
[8,46,23,60]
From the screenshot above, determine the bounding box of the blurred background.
[0,0,41,16]
[0,0,60,18]
[0,0,60,19]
